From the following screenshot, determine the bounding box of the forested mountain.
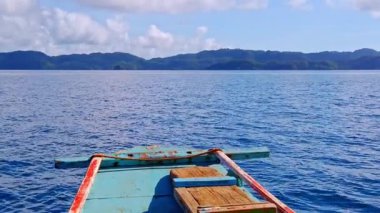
[1,48,379,70]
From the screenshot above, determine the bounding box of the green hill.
[1,48,379,70]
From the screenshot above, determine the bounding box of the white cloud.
[42,9,110,45]
[352,0,380,18]
[0,1,222,58]
[133,25,221,58]
[0,0,45,51]
[237,0,269,10]
[325,0,380,18]
[197,26,209,35]
[138,25,174,49]
[0,0,36,15]
[77,0,268,13]
[288,0,312,10]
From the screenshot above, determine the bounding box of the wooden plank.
[174,188,199,213]
[172,177,237,188]
[187,186,254,207]
[198,203,277,213]
[55,147,270,169]
[171,167,223,178]
[174,186,277,213]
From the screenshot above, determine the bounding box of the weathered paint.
[57,146,294,213]
[69,157,102,213]
[83,195,181,213]
[172,176,237,188]
[198,203,277,213]
[214,150,295,213]
[55,147,270,169]
[82,164,229,212]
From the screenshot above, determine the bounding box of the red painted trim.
[214,151,295,213]
[69,157,102,213]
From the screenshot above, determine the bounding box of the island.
[0,48,379,70]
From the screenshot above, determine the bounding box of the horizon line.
[0,47,378,60]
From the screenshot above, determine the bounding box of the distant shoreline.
[1,48,380,70]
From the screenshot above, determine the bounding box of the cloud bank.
[353,0,380,18]
[326,0,380,18]
[77,0,268,13]
[0,0,379,58]
[287,0,312,10]
[74,0,380,18]
[0,0,222,58]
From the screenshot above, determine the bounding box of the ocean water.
[0,71,379,213]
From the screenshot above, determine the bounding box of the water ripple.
[0,71,379,212]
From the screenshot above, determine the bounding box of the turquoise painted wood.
[172,176,237,188]
[55,147,270,169]
[55,146,269,213]
[84,166,182,212]
[81,164,259,213]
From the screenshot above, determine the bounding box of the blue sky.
[0,0,379,58]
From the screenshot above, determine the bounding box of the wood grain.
[171,167,278,213]
[171,167,224,178]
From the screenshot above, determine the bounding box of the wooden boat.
[55,145,294,213]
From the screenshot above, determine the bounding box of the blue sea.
[0,71,379,212]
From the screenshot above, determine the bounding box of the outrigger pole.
[214,150,295,213]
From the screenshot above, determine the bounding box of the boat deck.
[55,146,293,213]
[82,164,242,213]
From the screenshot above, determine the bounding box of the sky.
[0,0,379,59]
